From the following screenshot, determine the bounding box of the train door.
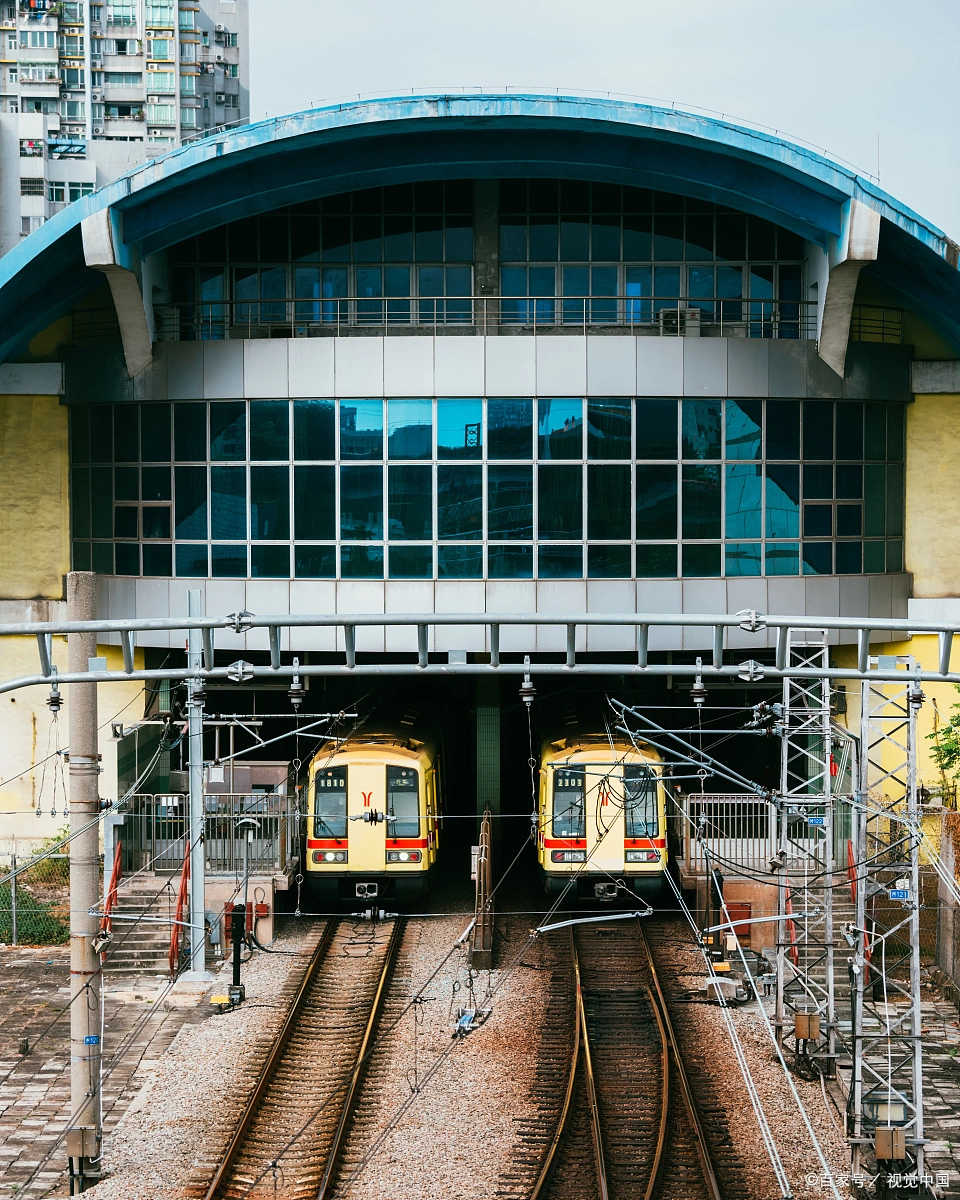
[586,764,625,873]
[348,760,386,875]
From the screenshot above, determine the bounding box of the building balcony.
[154,295,821,343]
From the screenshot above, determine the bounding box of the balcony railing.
[154,294,817,342]
[850,304,903,345]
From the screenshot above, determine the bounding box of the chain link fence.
[0,850,71,946]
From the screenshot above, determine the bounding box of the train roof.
[542,734,662,763]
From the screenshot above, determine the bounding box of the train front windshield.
[315,767,347,838]
[387,767,420,836]
[624,766,658,837]
[552,767,585,838]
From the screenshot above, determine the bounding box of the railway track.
[504,914,742,1200]
[202,916,404,1200]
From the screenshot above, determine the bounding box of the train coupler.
[594,882,620,900]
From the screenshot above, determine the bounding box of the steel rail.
[643,980,671,1200]
[529,928,581,1200]
[573,927,609,1200]
[315,917,405,1200]
[202,919,337,1200]
[638,920,723,1200]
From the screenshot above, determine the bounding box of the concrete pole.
[185,589,211,979]
[66,571,101,1184]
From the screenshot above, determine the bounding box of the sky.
[249,0,960,239]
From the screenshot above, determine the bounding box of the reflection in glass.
[250,466,289,540]
[835,542,863,574]
[250,401,289,460]
[211,467,246,539]
[538,465,582,540]
[175,466,206,538]
[437,398,482,459]
[340,400,383,459]
[341,545,384,578]
[587,398,631,459]
[538,398,583,459]
[803,542,832,575]
[836,403,863,459]
[295,466,335,539]
[587,545,631,578]
[682,465,721,539]
[765,543,799,575]
[176,544,208,577]
[388,398,432,459]
[636,465,677,540]
[389,545,432,579]
[339,466,383,540]
[725,543,761,576]
[438,545,483,579]
[294,545,336,578]
[682,543,721,577]
[803,401,833,460]
[251,545,289,577]
[636,400,678,459]
[682,399,721,459]
[294,400,335,460]
[437,465,482,539]
[488,544,533,579]
[488,399,533,459]
[765,464,800,538]
[725,400,762,460]
[725,465,762,538]
[766,401,800,459]
[488,466,532,539]
[389,465,433,540]
[539,545,583,579]
[212,544,247,577]
[588,464,630,540]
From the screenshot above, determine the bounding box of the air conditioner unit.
[91,90,100,99]
[658,305,700,337]
[215,91,225,102]
[92,125,102,133]
[215,53,223,61]
[215,22,223,30]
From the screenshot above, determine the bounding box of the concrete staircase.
[102,877,179,976]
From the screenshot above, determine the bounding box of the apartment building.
[0,0,248,256]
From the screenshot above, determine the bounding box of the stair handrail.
[168,841,190,977]
[100,838,122,941]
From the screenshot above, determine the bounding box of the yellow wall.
[0,394,69,599]
[0,639,145,846]
[905,394,960,598]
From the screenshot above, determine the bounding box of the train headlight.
[387,850,422,863]
[312,850,347,864]
[551,850,586,863]
[625,850,660,863]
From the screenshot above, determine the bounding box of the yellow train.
[305,732,441,905]
[537,735,668,901]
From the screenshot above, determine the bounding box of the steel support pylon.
[849,658,925,1189]
[776,629,842,1076]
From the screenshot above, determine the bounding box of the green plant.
[928,689,960,778]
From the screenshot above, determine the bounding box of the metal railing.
[681,794,777,879]
[469,810,493,970]
[153,295,817,342]
[0,851,70,945]
[117,792,296,876]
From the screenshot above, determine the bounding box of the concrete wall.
[0,393,69,599]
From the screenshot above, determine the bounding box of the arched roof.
[2,92,958,361]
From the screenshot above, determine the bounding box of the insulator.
[46,681,61,715]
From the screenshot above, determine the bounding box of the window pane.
[682,543,721,577]
[725,543,761,576]
[176,544,207,577]
[803,542,832,575]
[636,400,678,459]
[340,466,383,540]
[886,464,904,536]
[587,464,630,540]
[538,398,583,459]
[836,504,862,536]
[340,400,383,459]
[836,403,863,459]
[864,465,886,537]
[341,545,384,579]
[389,465,433,540]
[725,400,762,460]
[488,399,533,459]
[864,541,885,573]
[142,508,171,539]
[437,398,482,459]
[538,465,582,540]
[488,545,533,579]
[92,543,114,575]
[250,400,288,460]
[211,467,247,539]
[115,543,140,576]
[92,468,112,538]
[437,465,482,540]
[174,402,205,460]
[887,404,904,461]
[636,465,677,539]
[387,399,432,459]
[114,506,137,539]
[803,401,833,459]
[803,464,833,500]
[765,464,800,538]
[389,545,432,579]
[765,542,799,575]
[210,401,245,460]
[864,403,887,460]
[725,465,761,538]
[539,545,582,578]
[140,403,171,462]
[251,545,290,578]
[835,542,862,574]
[212,545,247,577]
[250,466,289,540]
[766,401,800,459]
[114,405,138,462]
[488,465,532,539]
[682,465,720,539]
[90,407,112,463]
[72,407,90,464]
[587,545,631,578]
[294,400,335,460]
[72,468,90,537]
[682,399,721,459]
[295,465,334,540]
[295,546,336,578]
[803,504,832,537]
[887,540,903,572]
[836,465,863,500]
[115,466,139,502]
[587,398,631,459]
[175,466,206,538]
[438,545,483,579]
[636,544,677,577]
[142,467,171,502]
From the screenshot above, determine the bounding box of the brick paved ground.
[0,949,209,1197]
